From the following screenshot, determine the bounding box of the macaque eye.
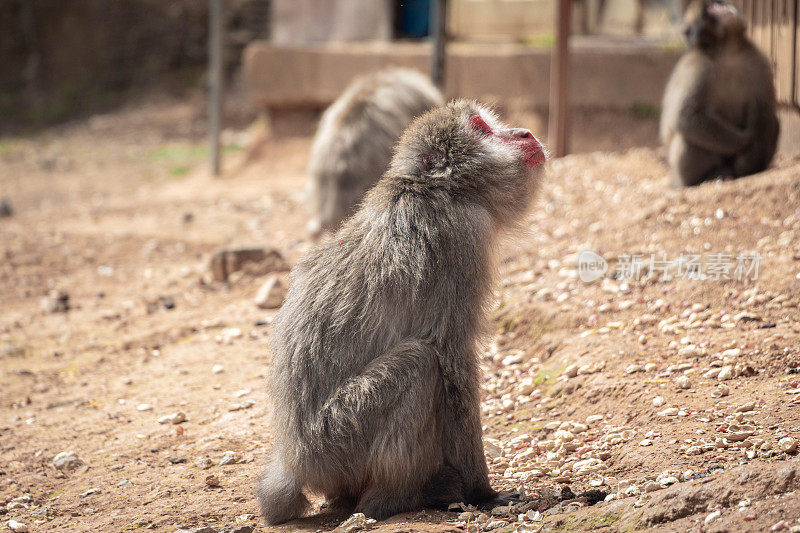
[469,115,492,135]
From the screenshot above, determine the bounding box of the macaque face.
[468,114,545,168]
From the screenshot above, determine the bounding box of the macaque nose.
[511,128,534,139]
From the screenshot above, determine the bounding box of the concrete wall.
[243,41,682,110]
[270,0,392,45]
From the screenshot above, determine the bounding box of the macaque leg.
[312,339,463,519]
[668,135,726,187]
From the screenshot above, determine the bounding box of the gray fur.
[258,100,545,524]
[660,0,779,187]
[307,68,444,235]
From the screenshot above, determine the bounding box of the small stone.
[52,451,83,471]
[336,512,367,532]
[563,364,579,378]
[230,527,254,533]
[137,403,153,411]
[639,439,653,446]
[209,247,288,283]
[80,488,99,497]
[734,401,756,413]
[652,396,665,407]
[675,376,692,389]
[205,474,221,487]
[483,520,508,531]
[717,366,734,381]
[157,412,186,425]
[43,290,70,313]
[167,455,187,464]
[195,456,213,469]
[212,364,225,374]
[219,451,239,466]
[625,364,641,374]
[705,510,721,523]
[7,520,29,532]
[771,520,791,531]
[0,198,13,217]
[657,407,679,417]
[710,384,729,398]
[778,437,797,453]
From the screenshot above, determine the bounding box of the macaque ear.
[469,115,492,135]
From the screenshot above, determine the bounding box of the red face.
[470,115,545,168]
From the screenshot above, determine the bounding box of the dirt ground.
[2,99,800,533]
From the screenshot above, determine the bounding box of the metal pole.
[431,0,448,89]
[548,0,571,158]
[209,0,224,176]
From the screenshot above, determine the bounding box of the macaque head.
[683,1,745,50]
[388,100,546,228]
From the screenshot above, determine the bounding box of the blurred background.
[0,0,687,147]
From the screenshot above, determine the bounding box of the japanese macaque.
[660,0,779,187]
[257,100,546,524]
[306,68,443,236]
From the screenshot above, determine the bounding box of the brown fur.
[257,101,546,524]
[660,0,779,187]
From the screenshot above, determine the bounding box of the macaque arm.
[310,339,439,444]
[438,351,496,503]
[677,75,750,155]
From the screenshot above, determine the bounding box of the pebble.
[675,376,692,389]
[7,520,29,532]
[195,456,214,469]
[0,198,13,217]
[254,274,288,309]
[717,366,734,381]
[52,451,83,471]
[43,290,70,313]
[778,437,798,453]
[137,403,153,412]
[657,407,679,417]
[205,474,221,487]
[157,412,186,425]
[705,510,721,523]
[771,520,791,531]
[212,364,225,374]
[336,512,367,532]
[167,455,187,464]
[710,384,730,398]
[652,396,665,407]
[483,520,508,531]
[639,439,653,446]
[219,451,239,466]
[563,364,579,378]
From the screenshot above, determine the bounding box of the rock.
[675,376,692,389]
[254,274,288,309]
[652,396,665,407]
[137,403,153,411]
[52,451,83,471]
[0,199,13,217]
[657,407,679,417]
[717,366,734,381]
[157,412,186,425]
[195,456,214,469]
[209,247,288,283]
[167,455,187,464]
[43,290,70,313]
[219,451,239,466]
[778,437,797,453]
[212,364,225,374]
[205,474,221,487]
[229,527,254,533]
[335,512,367,532]
[705,510,721,523]
[7,520,28,532]
[483,520,509,531]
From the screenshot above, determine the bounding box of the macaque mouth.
[525,149,546,167]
